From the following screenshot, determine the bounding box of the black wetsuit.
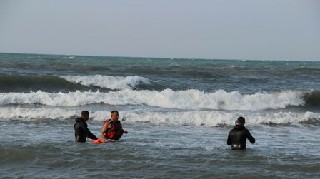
[74,117,98,143]
[227,125,255,150]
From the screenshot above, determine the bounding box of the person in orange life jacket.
[100,111,128,141]
[74,111,98,143]
[227,117,255,150]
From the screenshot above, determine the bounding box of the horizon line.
[0,51,318,62]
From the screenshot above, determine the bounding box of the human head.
[81,111,89,121]
[235,116,245,126]
[110,111,119,121]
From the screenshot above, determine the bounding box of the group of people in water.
[74,111,255,150]
[74,110,127,144]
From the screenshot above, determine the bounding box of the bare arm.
[100,122,110,140]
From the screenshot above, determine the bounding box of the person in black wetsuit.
[227,117,255,150]
[74,111,98,143]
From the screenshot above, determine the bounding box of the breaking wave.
[0,89,306,111]
[60,75,150,90]
[0,75,151,92]
[303,91,320,107]
[0,107,318,126]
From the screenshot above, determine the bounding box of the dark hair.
[237,116,245,124]
[111,111,119,116]
[81,111,89,116]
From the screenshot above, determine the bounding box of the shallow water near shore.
[1,121,319,178]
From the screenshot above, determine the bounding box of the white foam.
[0,89,304,110]
[0,107,318,126]
[131,89,304,111]
[60,75,150,90]
[121,110,319,126]
[0,107,77,121]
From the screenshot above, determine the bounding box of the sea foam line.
[0,89,304,110]
[0,107,318,126]
[60,75,150,90]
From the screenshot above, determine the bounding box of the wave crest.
[60,75,150,90]
[0,89,304,111]
[303,91,320,107]
[0,107,319,126]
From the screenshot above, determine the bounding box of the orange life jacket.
[103,119,124,140]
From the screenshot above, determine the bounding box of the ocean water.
[0,53,319,178]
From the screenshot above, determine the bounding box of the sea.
[0,53,319,178]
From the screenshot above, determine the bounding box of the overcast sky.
[0,0,319,60]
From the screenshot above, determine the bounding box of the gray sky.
[0,0,319,60]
